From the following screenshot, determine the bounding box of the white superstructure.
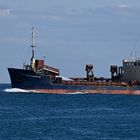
[123,57,140,82]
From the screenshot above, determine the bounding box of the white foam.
[4,88,30,93]
[66,92,87,95]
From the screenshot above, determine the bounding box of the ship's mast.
[30,27,36,70]
[31,27,36,58]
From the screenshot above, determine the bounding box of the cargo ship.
[8,28,140,94]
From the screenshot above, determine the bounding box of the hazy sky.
[0,0,140,83]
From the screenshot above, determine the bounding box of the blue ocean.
[0,84,140,140]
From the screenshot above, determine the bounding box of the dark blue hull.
[8,68,51,89]
[8,68,140,94]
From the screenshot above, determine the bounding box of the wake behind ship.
[8,28,140,94]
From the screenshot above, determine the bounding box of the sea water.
[0,84,140,139]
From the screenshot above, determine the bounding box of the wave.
[4,88,30,93]
[3,89,87,94]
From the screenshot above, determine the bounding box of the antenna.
[130,34,140,57]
